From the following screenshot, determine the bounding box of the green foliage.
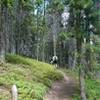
[6,54,63,83]
[70,0,93,9]
[48,0,64,14]
[21,0,33,10]
[1,0,14,8]
[72,96,81,100]
[35,0,43,6]
[86,79,100,100]
[0,54,63,100]
[0,92,10,100]
[58,32,75,41]
[0,63,47,100]
[44,70,63,81]
[62,68,79,80]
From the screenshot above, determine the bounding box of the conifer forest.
[0,0,100,100]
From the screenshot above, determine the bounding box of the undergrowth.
[86,79,100,100]
[0,54,63,100]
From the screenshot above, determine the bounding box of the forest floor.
[44,72,79,100]
[0,86,11,99]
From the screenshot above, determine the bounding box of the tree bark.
[68,38,76,68]
[0,4,6,62]
[79,68,87,100]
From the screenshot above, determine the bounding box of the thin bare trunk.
[79,69,87,100]
[0,4,6,62]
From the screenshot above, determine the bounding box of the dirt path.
[44,73,79,100]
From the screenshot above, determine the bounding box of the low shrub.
[86,79,100,100]
[0,54,63,100]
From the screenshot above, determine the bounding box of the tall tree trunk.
[0,4,6,62]
[52,15,58,56]
[80,42,87,100]
[42,37,45,61]
[85,11,93,73]
[10,15,16,54]
[42,0,46,61]
[68,38,76,68]
[36,6,39,61]
[79,68,87,100]
[76,37,82,66]
[85,34,93,72]
[14,0,22,54]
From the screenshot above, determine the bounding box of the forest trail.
[44,72,79,100]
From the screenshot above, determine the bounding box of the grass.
[0,54,63,100]
[86,79,100,100]
[60,68,79,80]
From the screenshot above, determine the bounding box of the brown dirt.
[44,73,79,100]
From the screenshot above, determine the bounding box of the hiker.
[50,56,58,67]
